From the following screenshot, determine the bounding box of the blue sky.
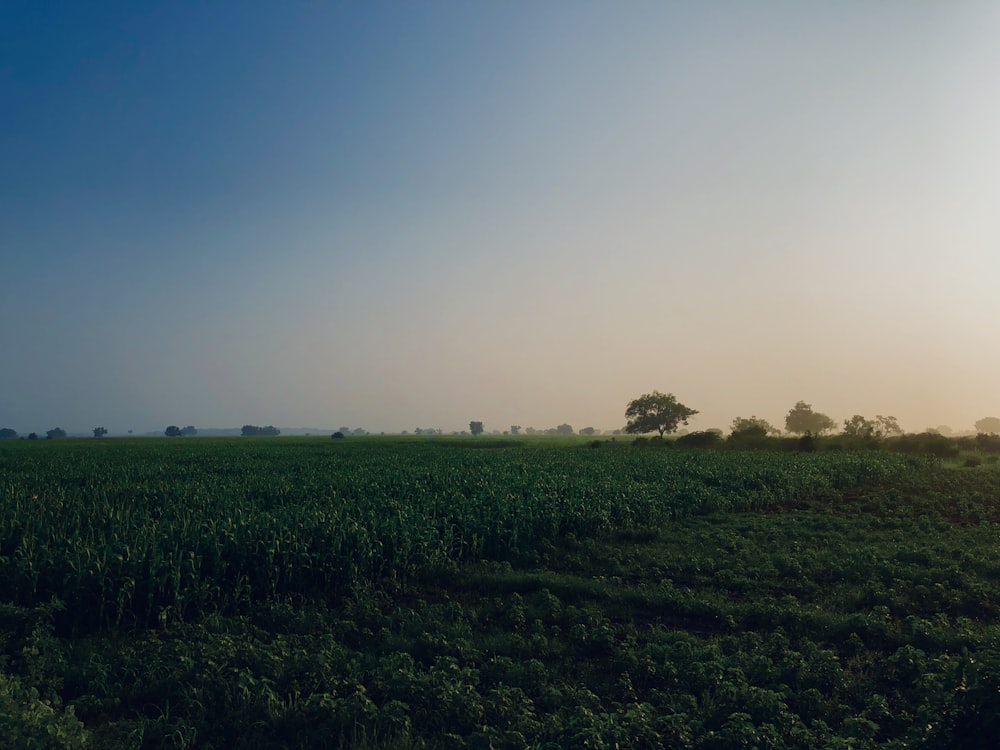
[2,1,999,435]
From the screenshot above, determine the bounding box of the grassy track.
[1,438,998,748]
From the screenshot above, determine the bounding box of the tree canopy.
[975,417,1000,435]
[843,415,901,439]
[469,421,484,436]
[730,416,779,438]
[624,391,698,438]
[784,401,835,436]
[241,425,280,437]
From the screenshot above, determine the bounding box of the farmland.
[2,438,999,748]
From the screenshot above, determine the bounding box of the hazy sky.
[3,1,999,435]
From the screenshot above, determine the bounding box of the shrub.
[890,433,959,459]
[676,431,723,448]
[975,433,1000,455]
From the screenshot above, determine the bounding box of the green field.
[2,438,999,748]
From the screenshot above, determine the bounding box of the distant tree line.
[165,425,197,437]
[241,425,280,437]
[3,410,999,444]
[0,427,66,439]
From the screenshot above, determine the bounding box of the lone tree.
[469,421,484,436]
[975,417,1000,435]
[93,427,108,438]
[46,428,67,439]
[784,401,836,436]
[624,391,698,438]
[165,425,182,437]
[0,428,17,440]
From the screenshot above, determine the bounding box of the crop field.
[2,438,1000,748]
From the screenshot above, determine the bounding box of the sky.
[2,1,999,436]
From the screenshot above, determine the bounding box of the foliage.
[625,391,698,438]
[92,427,107,438]
[164,425,182,437]
[784,401,835,436]
[975,416,1000,435]
[676,430,724,448]
[4,439,1000,747]
[730,416,779,438]
[241,425,280,436]
[974,433,1000,454]
[469,421,484,436]
[332,431,346,439]
[843,415,901,440]
[45,428,66,440]
[842,414,874,438]
[180,425,197,437]
[0,672,89,749]
[891,432,960,459]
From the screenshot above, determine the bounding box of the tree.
[625,391,698,438]
[27,433,38,440]
[842,415,874,438]
[0,428,17,440]
[241,425,280,436]
[180,425,197,437]
[469,421,484,436]
[730,416,779,438]
[509,425,521,436]
[46,428,67,439]
[579,427,597,436]
[165,425,182,437]
[784,401,835,436]
[93,427,108,438]
[873,415,902,437]
[843,414,901,439]
[975,417,1000,435]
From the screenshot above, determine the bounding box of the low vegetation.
[1,437,999,747]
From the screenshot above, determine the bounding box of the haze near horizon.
[2,1,998,436]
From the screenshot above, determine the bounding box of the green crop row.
[1,439,917,632]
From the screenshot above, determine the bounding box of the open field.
[2,438,999,748]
